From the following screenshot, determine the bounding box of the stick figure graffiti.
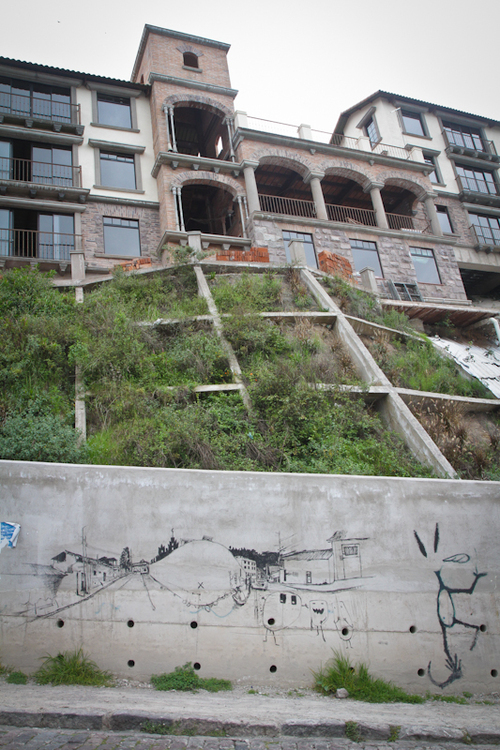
[414,523,487,689]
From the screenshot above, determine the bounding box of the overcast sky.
[1,0,499,133]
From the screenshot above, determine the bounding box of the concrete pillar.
[164,106,172,150]
[173,187,185,232]
[409,146,425,163]
[288,240,306,265]
[70,251,85,282]
[237,195,247,238]
[424,194,443,237]
[298,123,312,140]
[306,171,328,221]
[233,111,248,130]
[168,107,178,152]
[367,182,389,229]
[187,231,202,253]
[359,266,379,294]
[242,160,260,214]
[357,136,372,152]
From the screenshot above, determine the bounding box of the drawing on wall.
[414,523,487,689]
[0,522,20,551]
[12,527,369,645]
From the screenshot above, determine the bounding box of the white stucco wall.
[1,461,498,693]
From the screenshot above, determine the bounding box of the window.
[401,110,426,137]
[423,153,440,184]
[469,213,500,246]
[442,121,484,151]
[0,77,71,123]
[97,94,132,129]
[282,230,317,268]
[103,217,140,256]
[365,116,380,148]
[100,151,136,190]
[183,52,199,69]
[0,140,12,180]
[456,165,498,195]
[410,247,441,284]
[436,206,453,234]
[0,208,12,255]
[38,214,74,260]
[349,239,383,277]
[32,145,73,187]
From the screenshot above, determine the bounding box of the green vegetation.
[210,269,316,313]
[345,721,362,742]
[5,670,28,684]
[313,651,424,704]
[388,726,401,742]
[151,663,232,692]
[34,648,112,686]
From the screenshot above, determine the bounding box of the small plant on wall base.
[151,662,231,692]
[34,648,112,686]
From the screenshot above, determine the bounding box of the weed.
[313,651,424,704]
[6,671,28,684]
[151,663,231,692]
[431,694,468,705]
[463,691,473,698]
[34,648,112,686]
[462,730,473,745]
[345,721,362,742]
[248,688,257,694]
[210,271,283,313]
[388,726,400,742]
[141,720,226,737]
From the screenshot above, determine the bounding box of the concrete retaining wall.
[1,460,499,694]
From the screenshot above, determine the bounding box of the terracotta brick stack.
[119,257,153,273]
[216,246,269,263]
[317,250,353,280]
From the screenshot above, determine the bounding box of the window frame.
[422,152,443,185]
[349,238,383,278]
[468,212,500,247]
[282,230,317,268]
[436,206,454,234]
[442,120,485,152]
[102,216,141,257]
[400,109,429,138]
[89,139,145,193]
[455,163,498,196]
[356,106,382,148]
[89,84,140,132]
[410,246,441,285]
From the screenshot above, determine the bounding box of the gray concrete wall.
[1,460,499,694]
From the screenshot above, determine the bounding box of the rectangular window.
[410,247,441,284]
[38,213,74,260]
[423,153,439,184]
[0,139,12,180]
[365,116,380,147]
[456,165,497,195]
[469,213,500,246]
[100,151,136,190]
[103,217,140,256]
[436,206,453,234]
[0,77,71,123]
[442,121,484,151]
[97,94,132,129]
[0,208,12,256]
[282,230,317,268]
[349,239,383,277]
[32,145,73,187]
[401,110,426,137]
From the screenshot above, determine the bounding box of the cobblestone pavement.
[0,728,499,750]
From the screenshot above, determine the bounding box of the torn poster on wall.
[1,522,20,550]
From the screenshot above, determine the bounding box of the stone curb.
[2,709,500,744]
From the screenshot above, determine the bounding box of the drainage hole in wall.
[267,618,275,626]
[341,627,349,636]
[480,624,486,632]
[409,625,417,633]
[491,669,498,678]
[128,660,135,668]
[270,665,277,673]
[56,619,64,628]
[190,621,198,629]
[127,620,135,628]
[417,669,425,677]
[193,662,201,671]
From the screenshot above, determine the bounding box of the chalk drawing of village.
[16,528,369,642]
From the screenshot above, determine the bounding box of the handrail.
[442,128,497,156]
[0,157,81,187]
[0,228,83,260]
[386,213,414,231]
[326,203,376,226]
[258,194,316,218]
[372,142,411,160]
[0,91,80,125]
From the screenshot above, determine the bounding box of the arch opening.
[181,183,242,236]
[173,106,229,160]
[380,184,419,231]
[255,163,314,218]
[321,174,376,226]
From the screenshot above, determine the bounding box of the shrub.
[6,670,28,684]
[151,663,231,692]
[34,648,112,686]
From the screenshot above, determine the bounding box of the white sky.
[1,0,499,133]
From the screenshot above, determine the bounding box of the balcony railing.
[386,213,414,231]
[0,157,81,187]
[372,143,412,160]
[0,228,82,261]
[471,224,500,249]
[0,92,80,125]
[259,194,316,218]
[326,204,377,226]
[443,129,497,157]
[456,174,499,196]
[327,133,360,150]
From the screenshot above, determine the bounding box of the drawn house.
[280,532,366,585]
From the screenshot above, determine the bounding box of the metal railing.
[0,91,80,125]
[0,228,82,260]
[372,142,411,160]
[326,203,377,226]
[245,116,302,140]
[386,213,414,231]
[327,133,359,150]
[259,194,316,218]
[0,157,81,187]
[442,129,497,156]
[456,174,499,196]
[471,224,500,248]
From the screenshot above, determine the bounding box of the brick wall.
[216,246,269,262]
[318,250,352,279]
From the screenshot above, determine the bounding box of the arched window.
[183,52,198,69]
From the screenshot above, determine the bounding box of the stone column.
[173,187,185,232]
[367,182,389,229]
[168,106,178,152]
[424,193,443,236]
[306,170,328,221]
[163,106,172,150]
[242,160,260,214]
[237,195,247,238]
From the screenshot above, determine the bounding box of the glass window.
[410,247,441,284]
[469,213,500,246]
[456,165,497,195]
[0,208,12,256]
[103,217,140,256]
[183,52,199,68]
[349,239,383,277]
[365,117,380,147]
[32,145,72,186]
[100,151,136,190]
[0,140,12,180]
[97,94,132,129]
[0,78,71,123]
[423,153,439,184]
[282,230,317,268]
[38,213,74,260]
[436,206,453,234]
[401,110,425,137]
[442,121,484,151]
